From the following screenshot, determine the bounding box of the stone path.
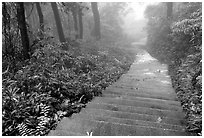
[48,49,194,136]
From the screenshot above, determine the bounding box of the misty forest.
[2,2,202,136]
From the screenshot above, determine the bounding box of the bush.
[145,2,202,135]
[169,51,202,134]
[2,38,135,136]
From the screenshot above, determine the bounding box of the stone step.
[114,81,172,88]
[120,72,169,77]
[53,117,193,136]
[118,71,168,76]
[102,93,181,107]
[111,83,173,92]
[92,97,182,112]
[86,102,185,119]
[48,130,84,136]
[116,86,174,93]
[116,80,171,87]
[80,108,185,126]
[103,89,178,101]
[120,73,169,77]
[79,114,185,131]
[126,71,166,75]
[118,73,169,79]
[106,85,176,96]
[47,50,194,136]
[114,83,172,90]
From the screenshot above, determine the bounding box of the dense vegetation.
[145,2,202,135]
[2,2,135,136]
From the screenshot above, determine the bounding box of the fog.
[121,2,158,43]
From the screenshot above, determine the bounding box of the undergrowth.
[2,39,135,136]
[168,51,202,135]
[145,2,202,135]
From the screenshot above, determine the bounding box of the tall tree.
[78,6,83,39]
[2,2,9,55]
[24,2,38,45]
[166,2,173,34]
[51,2,66,43]
[166,2,173,19]
[71,5,79,39]
[61,2,79,39]
[36,2,44,33]
[91,2,101,40]
[16,2,30,59]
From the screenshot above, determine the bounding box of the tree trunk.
[67,13,71,37]
[24,2,38,45]
[166,2,173,34]
[91,2,101,40]
[2,2,8,55]
[36,2,44,33]
[78,7,83,39]
[166,2,173,19]
[72,7,79,39]
[16,2,30,60]
[51,2,66,43]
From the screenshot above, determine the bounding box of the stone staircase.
[48,50,195,136]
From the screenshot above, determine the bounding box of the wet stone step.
[86,102,185,119]
[103,90,179,101]
[52,117,193,136]
[102,93,181,107]
[92,97,182,111]
[80,108,185,126]
[107,84,175,95]
[111,83,174,92]
[79,114,186,131]
[48,130,85,136]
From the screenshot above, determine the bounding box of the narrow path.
[49,49,194,136]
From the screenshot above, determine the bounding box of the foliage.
[2,38,135,136]
[2,2,136,136]
[99,3,128,42]
[145,2,202,135]
[169,51,201,134]
[61,2,89,13]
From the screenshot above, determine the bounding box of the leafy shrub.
[2,38,135,136]
[169,51,201,134]
[145,2,202,135]
[169,4,202,135]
